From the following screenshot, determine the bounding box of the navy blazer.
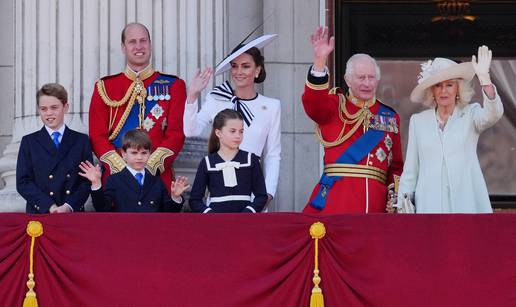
[16,126,93,213]
[91,168,183,213]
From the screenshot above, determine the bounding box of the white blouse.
[183,91,281,197]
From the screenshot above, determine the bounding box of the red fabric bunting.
[1,213,516,307]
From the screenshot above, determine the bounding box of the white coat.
[398,91,503,213]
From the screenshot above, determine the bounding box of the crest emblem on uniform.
[150,104,164,120]
[384,135,393,151]
[375,147,387,163]
[143,118,155,131]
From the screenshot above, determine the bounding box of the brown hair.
[121,129,152,151]
[36,83,68,106]
[121,22,151,44]
[244,47,266,83]
[208,109,243,154]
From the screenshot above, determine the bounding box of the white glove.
[397,193,415,214]
[472,45,492,86]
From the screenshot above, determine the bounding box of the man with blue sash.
[89,23,186,194]
[302,26,403,214]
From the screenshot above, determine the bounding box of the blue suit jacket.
[91,168,183,212]
[16,126,93,213]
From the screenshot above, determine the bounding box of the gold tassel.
[309,222,326,307]
[23,221,43,307]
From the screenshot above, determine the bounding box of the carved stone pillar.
[0,0,227,212]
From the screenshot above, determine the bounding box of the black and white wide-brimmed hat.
[214,34,278,75]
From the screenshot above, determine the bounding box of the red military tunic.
[302,70,403,214]
[89,65,186,192]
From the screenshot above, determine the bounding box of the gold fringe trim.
[23,221,43,307]
[100,150,126,174]
[309,222,326,307]
[146,147,174,176]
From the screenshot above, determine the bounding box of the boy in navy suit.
[79,129,188,212]
[16,83,93,213]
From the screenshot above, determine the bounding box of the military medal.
[153,86,159,101]
[147,86,153,101]
[164,87,170,100]
[159,85,165,100]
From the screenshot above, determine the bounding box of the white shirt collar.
[125,165,145,182]
[44,124,66,139]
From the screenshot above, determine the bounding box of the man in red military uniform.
[89,23,186,192]
[302,26,403,214]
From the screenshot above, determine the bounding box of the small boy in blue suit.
[79,129,188,212]
[16,83,93,213]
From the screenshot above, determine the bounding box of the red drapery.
[1,213,516,307]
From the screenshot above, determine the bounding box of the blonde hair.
[420,79,475,108]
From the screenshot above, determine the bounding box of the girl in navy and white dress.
[189,109,267,213]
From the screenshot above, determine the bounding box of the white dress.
[183,84,281,196]
[398,91,503,213]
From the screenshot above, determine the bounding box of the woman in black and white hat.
[397,46,504,213]
[184,34,281,208]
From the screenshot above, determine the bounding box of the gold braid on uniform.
[315,91,373,148]
[100,150,127,174]
[146,147,174,176]
[97,65,154,141]
[97,79,147,141]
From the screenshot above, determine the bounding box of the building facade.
[0,0,326,212]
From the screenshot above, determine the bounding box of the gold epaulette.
[100,150,126,174]
[146,147,174,175]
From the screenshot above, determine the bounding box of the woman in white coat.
[184,35,281,207]
[397,46,504,213]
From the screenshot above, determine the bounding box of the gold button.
[138,201,142,206]
[49,191,54,196]
[150,201,154,204]
[66,190,70,195]
[368,161,373,165]
[369,154,374,158]
[49,175,53,179]
[66,174,71,178]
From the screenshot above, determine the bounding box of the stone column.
[263,0,325,212]
[0,0,227,212]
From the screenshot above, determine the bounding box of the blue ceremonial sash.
[310,105,394,210]
[111,74,177,148]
